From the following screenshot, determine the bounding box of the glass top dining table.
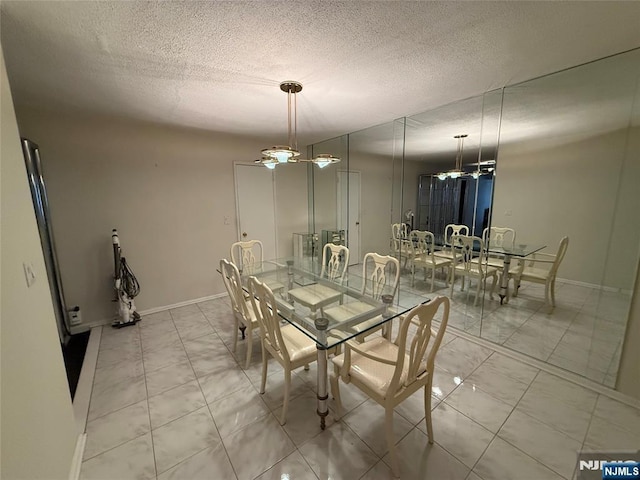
[232,256,432,429]
[238,257,430,349]
[484,243,547,304]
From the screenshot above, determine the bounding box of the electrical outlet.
[23,262,36,287]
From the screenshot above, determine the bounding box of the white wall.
[1,49,78,480]
[15,108,308,325]
[274,162,310,257]
[348,152,396,261]
[492,128,640,290]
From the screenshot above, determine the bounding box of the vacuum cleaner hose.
[119,256,140,299]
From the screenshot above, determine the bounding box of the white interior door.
[235,164,277,259]
[337,171,361,265]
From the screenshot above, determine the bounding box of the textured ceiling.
[2,1,640,149]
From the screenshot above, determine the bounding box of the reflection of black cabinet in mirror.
[417,174,493,242]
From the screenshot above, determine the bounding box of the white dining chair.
[330,296,450,478]
[512,236,569,312]
[288,243,349,318]
[230,239,283,294]
[323,252,400,339]
[481,226,516,269]
[230,239,264,274]
[433,223,469,262]
[390,223,410,265]
[219,259,259,369]
[248,276,318,425]
[449,235,498,306]
[410,230,452,291]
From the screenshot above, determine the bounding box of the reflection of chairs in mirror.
[434,223,469,262]
[288,243,349,319]
[219,259,259,369]
[432,223,469,283]
[409,230,453,291]
[482,226,516,269]
[512,236,569,313]
[330,296,450,478]
[324,252,400,339]
[449,235,498,306]
[248,276,317,425]
[390,223,410,267]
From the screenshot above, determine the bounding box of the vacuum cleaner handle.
[112,229,121,281]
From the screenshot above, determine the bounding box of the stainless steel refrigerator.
[22,138,70,344]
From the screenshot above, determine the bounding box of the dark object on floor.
[62,331,91,399]
[112,316,140,329]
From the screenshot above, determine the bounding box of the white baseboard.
[83,292,229,329]
[557,276,632,295]
[68,433,87,480]
[137,292,228,316]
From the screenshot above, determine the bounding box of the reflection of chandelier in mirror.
[256,81,341,169]
[437,134,468,180]
[436,134,495,180]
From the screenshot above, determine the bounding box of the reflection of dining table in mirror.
[487,243,546,304]
[221,257,431,430]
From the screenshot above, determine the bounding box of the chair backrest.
[247,276,290,363]
[482,227,516,250]
[361,252,400,300]
[526,236,569,277]
[410,230,435,261]
[230,240,264,274]
[389,296,450,394]
[320,243,349,284]
[390,223,408,253]
[452,235,488,274]
[550,236,570,276]
[391,223,408,240]
[220,259,251,320]
[444,224,469,245]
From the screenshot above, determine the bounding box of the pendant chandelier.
[437,134,468,180]
[256,81,340,169]
[435,134,497,180]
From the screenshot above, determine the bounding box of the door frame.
[337,169,362,265]
[233,162,279,257]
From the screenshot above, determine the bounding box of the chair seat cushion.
[288,284,342,309]
[453,264,497,276]
[471,257,505,270]
[433,250,454,259]
[518,267,550,282]
[414,254,451,267]
[348,314,383,334]
[265,280,284,292]
[332,337,425,398]
[323,301,378,323]
[281,324,317,363]
[485,257,506,269]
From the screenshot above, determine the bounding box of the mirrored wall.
[307,48,640,388]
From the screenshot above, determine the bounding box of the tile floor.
[398,267,629,387]
[80,296,640,480]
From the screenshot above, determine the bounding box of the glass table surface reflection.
[233,257,431,429]
[238,257,430,349]
[484,243,547,304]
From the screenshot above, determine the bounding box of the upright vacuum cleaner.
[112,229,141,328]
